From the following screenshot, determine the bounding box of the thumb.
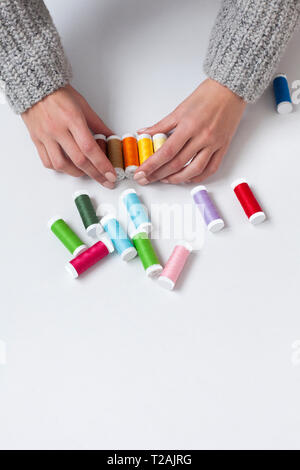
[137,112,177,136]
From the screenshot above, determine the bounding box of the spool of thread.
[231,178,266,225]
[137,134,153,164]
[66,238,114,279]
[122,134,140,179]
[121,188,152,233]
[94,134,107,154]
[153,133,167,152]
[73,190,102,238]
[131,229,162,278]
[48,216,87,257]
[107,135,125,181]
[273,74,293,114]
[101,214,137,261]
[158,241,192,291]
[191,185,224,233]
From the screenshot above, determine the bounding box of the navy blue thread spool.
[273,74,293,114]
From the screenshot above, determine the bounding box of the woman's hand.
[134,79,246,185]
[22,85,117,189]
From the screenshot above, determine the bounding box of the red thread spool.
[66,238,114,278]
[94,134,107,154]
[231,178,266,225]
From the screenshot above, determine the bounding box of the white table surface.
[1,0,300,450]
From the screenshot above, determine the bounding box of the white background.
[0,0,300,450]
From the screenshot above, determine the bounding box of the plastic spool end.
[207,219,225,233]
[139,222,152,234]
[100,213,116,227]
[277,101,293,115]
[120,187,137,202]
[86,223,102,238]
[101,236,115,254]
[94,134,106,141]
[121,247,137,262]
[72,244,87,257]
[190,185,207,197]
[47,215,63,229]
[274,73,287,80]
[231,178,247,191]
[137,133,151,141]
[153,133,167,139]
[65,263,78,279]
[146,264,163,279]
[122,133,135,140]
[177,240,193,252]
[125,165,139,179]
[249,211,266,225]
[115,167,126,182]
[73,189,90,200]
[158,276,175,291]
[107,135,121,142]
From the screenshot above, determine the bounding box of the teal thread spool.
[48,216,87,256]
[101,214,137,262]
[131,229,162,278]
[73,190,102,238]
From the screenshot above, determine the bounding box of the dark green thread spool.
[73,190,102,238]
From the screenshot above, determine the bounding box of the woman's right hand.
[22,85,117,189]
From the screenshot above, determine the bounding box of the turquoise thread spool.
[101,214,137,262]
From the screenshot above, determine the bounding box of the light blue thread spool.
[101,214,137,261]
[120,188,152,233]
[273,74,293,114]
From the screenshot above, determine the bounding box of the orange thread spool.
[122,134,140,179]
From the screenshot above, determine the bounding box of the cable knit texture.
[0,0,71,113]
[204,0,300,102]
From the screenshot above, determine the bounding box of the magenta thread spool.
[158,241,192,290]
[191,185,224,233]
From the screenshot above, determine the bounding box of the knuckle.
[80,138,96,155]
[53,159,66,171]
[42,160,52,170]
[169,159,181,173]
[74,155,87,168]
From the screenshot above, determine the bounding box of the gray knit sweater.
[0,0,300,113]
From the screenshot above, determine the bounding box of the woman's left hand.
[134,78,246,185]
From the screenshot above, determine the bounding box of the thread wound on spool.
[122,134,139,178]
[232,179,266,224]
[107,135,125,181]
[101,214,137,261]
[94,134,107,154]
[132,230,162,278]
[137,134,154,164]
[191,185,224,233]
[273,75,293,114]
[153,133,167,152]
[121,189,152,233]
[158,241,192,290]
[49,217,86,255]
[73,191,101,237]
[66,240,111,278]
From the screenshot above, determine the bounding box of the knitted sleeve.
[204,0,300,103]
[0,0,71,114]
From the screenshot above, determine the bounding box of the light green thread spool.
[73,190,102,238]
[48,216,87,257]
[132,230,163,278]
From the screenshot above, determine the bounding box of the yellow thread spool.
[137,134,153,164]
[153,133,167,152]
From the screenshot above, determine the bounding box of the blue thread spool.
[101,213,137,261]
[273,74,293,114]
[120,188,152,233]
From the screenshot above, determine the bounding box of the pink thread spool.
[158,241,192,290]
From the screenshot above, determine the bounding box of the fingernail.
[134,171,146,180]
[161,179,169,184]
[137,177,149,186]
[103,181,115,189]
[105,172,117,183]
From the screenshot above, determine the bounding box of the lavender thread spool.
[191,185,224,233]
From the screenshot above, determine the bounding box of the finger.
[137,111,177,136]
[188,148,225,184]
[143,139,201,184]
[44,140,85,177]
[69,119,117,182]
[58,133,114,188]
[34,140,53,170]
[134,124,190,181]
[76,95,114,136]
[162,148,213,184]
